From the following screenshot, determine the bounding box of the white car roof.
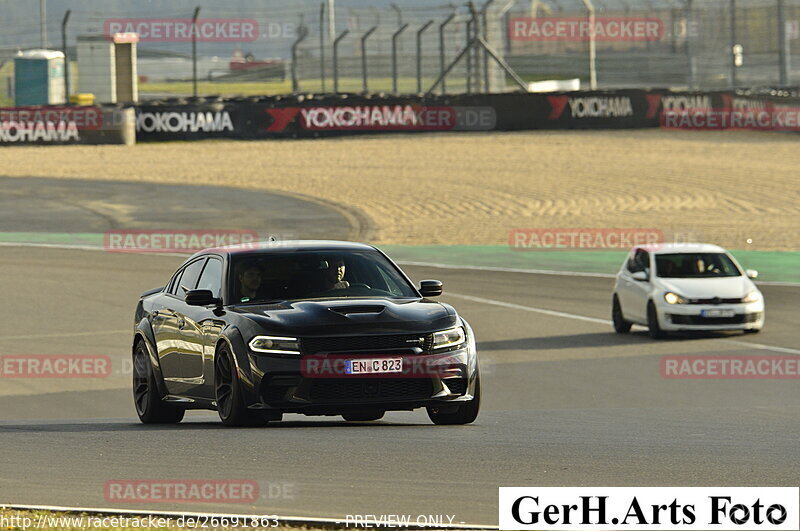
[634,243,728,255]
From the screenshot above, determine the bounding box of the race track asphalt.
[0,179,797,526]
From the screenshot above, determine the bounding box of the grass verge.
[380,245,800,284]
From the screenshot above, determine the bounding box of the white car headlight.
[742,290,762,303]
[664,292,687,305]
[432,326,466,350]
[249,336,300,355]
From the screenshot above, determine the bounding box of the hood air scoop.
[328,305,386,317]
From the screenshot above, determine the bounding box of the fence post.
[361,26,378,93]
[778,0,789,86]
[481,0,496,93]
[61,9,71,103]
[392,23,410,94]
[192,6,200,98]
[391,3,403,27]
[581,0,597,90]
[439,13,457,95]
[328,0,336,46]
[466,19,473,93]
[730,0,737,87]
[417,20,435,93]
[40,0,48,48]
[320,2,327,92]
[292,23,309,93]
[685,0,695,89]
[333,29,350,93]
[468,2,481,92]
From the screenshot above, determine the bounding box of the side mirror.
[185,289,221,307]
[631,271,649,282]
[419,280,443,297]
[746,269,759,280]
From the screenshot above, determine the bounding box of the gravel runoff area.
[1,129,798,250]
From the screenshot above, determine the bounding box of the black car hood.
[229,298,457,336]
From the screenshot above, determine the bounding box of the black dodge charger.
[132,241,480,426]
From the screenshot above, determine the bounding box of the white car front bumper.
[656,300,765,332]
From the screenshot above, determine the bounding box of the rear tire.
[133,340,185,424]
[215,345,266,427]
[427,371,481,425]
[647,301,666,339]
[342,410,385,422]
[612,295,632,334]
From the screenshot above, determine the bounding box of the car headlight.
[742,290,762,303]
[432,326,466,350]
[249,336,300,355]
[664,292,687,305]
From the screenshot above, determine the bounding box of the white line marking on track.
[398,260,616,278]
[0,242,189,258]
[447,292,800,355]
[447,292,611,325]
[720,339,800,355]
[399,260,800,286]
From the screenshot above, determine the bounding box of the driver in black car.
[237,263,264,302]
[321,256,350,291]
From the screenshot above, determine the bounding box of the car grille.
[669,313,761,325]
[687,297,743,305]
[443,378,467,395]
[309,378,433,402]
[301,334,433,355]
[260,375,302,404]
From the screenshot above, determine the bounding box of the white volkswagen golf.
[612,243,765,338]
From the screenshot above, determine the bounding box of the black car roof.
[187,240,377,261]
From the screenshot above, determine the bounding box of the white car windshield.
[655,253,741,278]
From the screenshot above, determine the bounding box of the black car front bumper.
[245,347,478,415]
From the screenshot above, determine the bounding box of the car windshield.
[229,250,418,303]
[655,253,741,278]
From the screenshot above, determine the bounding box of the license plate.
[345,358,403,375]
[701,309,736,318]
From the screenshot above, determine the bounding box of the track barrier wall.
[3,90,797,144]
[132,89,800,141]
[0,107,135,146]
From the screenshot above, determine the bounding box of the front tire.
[427,372,481,425]
[133,340,185,424]
[612,295,632,334]
[647,301,666,339]
[215,345,266,427]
